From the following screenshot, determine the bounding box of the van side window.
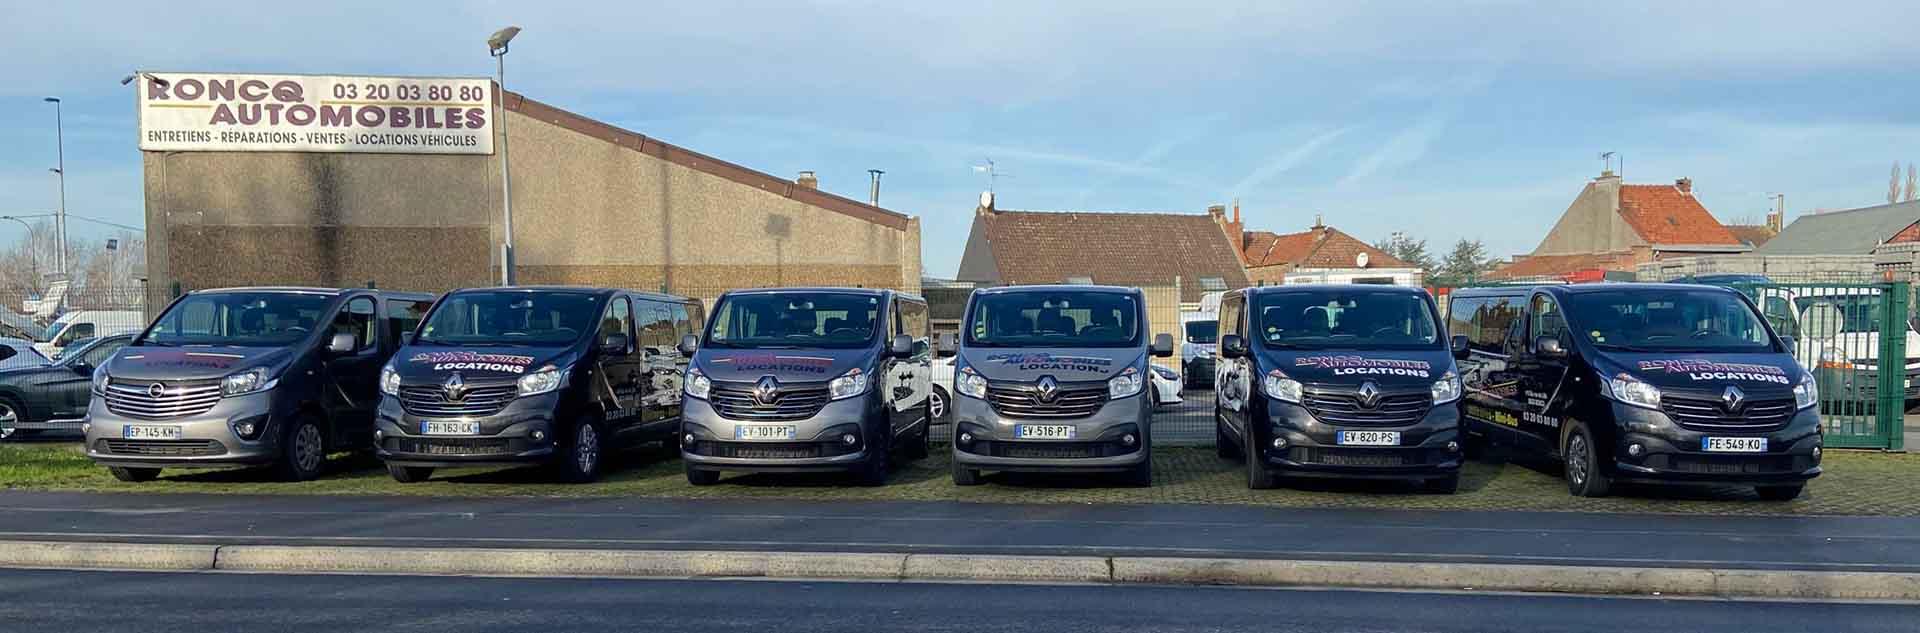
[1531,294,1567,345]
[57,322,96,346]
[602,297,633,347]
[898,299,930,355]
[1760,295,1799,338]
[1459,296,1521,355]
[671,304,696,341]
[385,299,432,345]
[1447,297,1482,346]
[1220,295,1243,340]
[636,301,675,353]
[331,297,378,352]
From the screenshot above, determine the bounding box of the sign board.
[136,72,495,155]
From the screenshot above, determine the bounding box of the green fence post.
[1877,282,1909,450]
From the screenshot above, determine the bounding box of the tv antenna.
[1599,151,1619,176]
[972,159,1013,193]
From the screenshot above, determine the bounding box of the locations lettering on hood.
[1636,359,1790,384]
[1294,355,1433,379]
[711,354,833,375]
[409,351,536,375]
[985,353,1114,372]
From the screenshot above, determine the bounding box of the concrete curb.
[3,540,1917,601]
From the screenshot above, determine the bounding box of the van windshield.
[416,291,604,347]
[1185,320,1218,344]
[707,292,880,349]
[966,291,1140,348]
[143,292,332,347]
[1567,290,1774,353]
[1254,290,1441,350]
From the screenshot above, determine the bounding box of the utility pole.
[45,97,67,277]
[488,26,522,286]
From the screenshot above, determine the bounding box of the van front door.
[1517,292,1573,452]
[596,297,645,435]
[323,296,382,446]
[635,300,681,434]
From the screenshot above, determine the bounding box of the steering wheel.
[286,326,310,334]
[828,328,862,337]
[1690,330,1717,340]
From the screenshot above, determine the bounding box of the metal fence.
[1732,281,1908,450]
[0,284,165,359]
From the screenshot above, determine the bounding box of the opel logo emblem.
[753,376,780,407]
[443,373,469,402]
[147,383,166,399]
[1036,376,1060,403]
[1723,385,1746,412]
[1357,381,1381,409]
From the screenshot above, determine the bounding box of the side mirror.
[1451,334,1471,361]
[400,331,416,345]
[1152,333,1175,358]
[889,334,915,358]
[677,334,699,357]
[1534,335,1567,359]
[71,362,93,375]
[1220,334,1247,359]
[601,333,630,356]
[327,332,357,354]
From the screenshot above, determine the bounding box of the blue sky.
[3,1,1919,277]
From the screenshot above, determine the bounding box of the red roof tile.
[972,210,1251,302]
[1617,185,1740,246]
[1245,227,1409,270]
[1486,252,1636,280]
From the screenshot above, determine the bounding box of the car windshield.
[142,292,332,347]
[1185,320,1218,344]
[1568,290,1774,353]
[417,291,603,346]
[966,291,1141,348]
[1254,290,1441,350]
[707,293,880,349]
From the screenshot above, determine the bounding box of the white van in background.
[35,310,146,359]
[1178,292,1222,389]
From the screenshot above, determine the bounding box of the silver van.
[949,285,1174,487]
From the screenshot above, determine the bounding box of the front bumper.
[680,394,877,472]
[1252,400,1462,480]
[1609,403,1822,486]
[374,392,558,468]
[83,391,280,469]
[950,391,1149,473]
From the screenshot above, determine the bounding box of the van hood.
[1606,352,1805,391]
[106,346,292,381]
[1263,349,1451,388]
[392,346,571,382]
[694,348,870,384]
[958,347,1143,383]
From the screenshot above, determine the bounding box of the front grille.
[1287,446,1428,467]
[986,382,1109,419]
[384,437,514,456]
[708,382,832,422]
[961,439,1139,459]
[1301,387,1431,426]
[96,439,226,457]
[398,383,518,417]
[1648,454,1806,475]
[103,379,221,420]
[1662,393,1797,432]
[692,441,861,460]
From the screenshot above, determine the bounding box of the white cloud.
[1231,127,1351,194]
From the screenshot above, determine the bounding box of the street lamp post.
[44,97,67,277]
[488,26,522,286]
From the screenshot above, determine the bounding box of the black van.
[1449,284,1821,499]
[678,288,932,486]
[84,287,435,482]
[1214,285,1464,492]
[375,287,703,483]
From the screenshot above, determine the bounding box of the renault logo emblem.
[1036,376,1060,403]
[1723,385,1746,411]
[1357,381,1381,409]
[753,376,780,407]
[443,373,469,402]
[147,383,167,399]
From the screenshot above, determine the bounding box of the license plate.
[1703,436,1767,453]
[420,421,481,436]
[122,425,181,440]
[734,425,797,441]
[1337,430,1400,446]
[1015,424,1076,440]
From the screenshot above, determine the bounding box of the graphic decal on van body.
[409,351,537,374]
[1636,359,1790,385]
[1293,355,1433,379]
[120,350,246,370]
[709,354,834,375]
[984,353,1114,372]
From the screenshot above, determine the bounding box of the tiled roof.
[1758,200,1920,255]
[1888,219,1920,244]
[1245,227,1410,270]
[1617,185,1740,246]
[1724,225,1779,248]
[1486,252,1635,280]
[972,210,1251,302]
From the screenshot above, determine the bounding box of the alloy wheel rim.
[930,390,946,419]
[0,404,17,438]
[296,424,323,472]
[1567,435,1589,485]
[577,425,599,473]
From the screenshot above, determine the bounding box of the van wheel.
[387,465,434,483]
[1461,431,1487,460]
[905,405,932,461]
[272,417,327,482]
[685,464,720,486]
[1424,473,1460,494]
[554,419,604,484]
[1563,422,1611,498]
[1215,419,1242,460]
[1122,451,1153,488]
[1756,484,1805,501]
[929,386,949,422]
[1246,431,1278,490]
[952,459,982,486]
[108,467,160,483]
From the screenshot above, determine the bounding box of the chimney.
[1207,204,1226,219]
[1675,177,1693,194]
[1767,193,1786,234]
[796,171,818,189]
[867,169,884,206]
[1312,213,1325,229]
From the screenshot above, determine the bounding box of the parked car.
[948,285,1173,487]
[375,287,700,483]
[85,287,436,482]
[1213,285,1463,492]
[679,288,932,486]
[0,334,131,440]
[1179,291,1222,389]
[35,310,145,359]
[1449,283,1821,499]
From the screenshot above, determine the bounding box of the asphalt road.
[1,569,1911,633]
[4,490,1919,573]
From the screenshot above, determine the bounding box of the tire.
[1563,422,1612,498]
[553,418,604,484]
[387,464,434,483]
[1756,484,1805,501]
[854,431,890,487]
[1215,419,1242,460]
[0,396,30,442]
[1246,429,1278,490]
[108,466,160,482]
[1461,430,1487,460]
[1122,452,1153,488]
[929,386,949,423]
[685,463,720,486]
[904,403,932,461]
[1424,473,1460,494]
[272,417,327,482]
[952,453,982,486]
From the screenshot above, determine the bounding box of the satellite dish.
[979,191,994,209]
[1356,252,1371,268]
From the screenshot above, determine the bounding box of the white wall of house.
[1281,267,1423,286]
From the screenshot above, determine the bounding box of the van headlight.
[1793,372,1818,410]
[684,367,711,400]
[1431,371,1462,404]
[1263,370,1303,404]
[221,367,276,397]
[516,365,568,397]
[380,364,401,397]
[829,368,869,400]
[1601,372,1661,410]
[1109,367,1144,399]
[91,364,111,396]
[956,366,987,399]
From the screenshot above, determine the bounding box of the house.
[1491,171,1750,280]
[1231,213,1419,286]
[955,194,1252,303]
[1757,200,1920,256]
